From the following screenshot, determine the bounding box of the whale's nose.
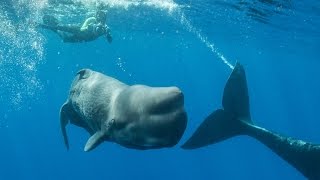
[165,87,183,104]
[151,87,184,113]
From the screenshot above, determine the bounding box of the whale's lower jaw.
[117,142,176,150]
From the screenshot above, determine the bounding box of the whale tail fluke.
[182,62,252,149]
[181,63,320,180]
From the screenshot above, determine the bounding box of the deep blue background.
[0,0,319,179]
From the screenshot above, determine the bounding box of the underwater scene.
[0,0,319,179]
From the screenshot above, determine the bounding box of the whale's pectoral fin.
[182,62,252,149]
[84,131,105,152]
[60,103,70,150]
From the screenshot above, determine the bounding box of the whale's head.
[112,85,187,149]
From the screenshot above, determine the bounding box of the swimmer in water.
[39,10,112,43]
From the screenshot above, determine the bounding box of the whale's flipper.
[84,131,105,152]
[182,63,250,149]
[60,103,70,150]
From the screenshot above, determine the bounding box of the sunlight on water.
[76,0,178,12]
[91,0,234,69]
[80,0,233,69]
[0,0,46,110]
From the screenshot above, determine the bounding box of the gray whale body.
[60,69,187,151]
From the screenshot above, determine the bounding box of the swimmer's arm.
[80,17,97,31]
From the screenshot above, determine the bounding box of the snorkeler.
[39,10,112,43]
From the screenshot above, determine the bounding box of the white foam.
[76,0,178,12]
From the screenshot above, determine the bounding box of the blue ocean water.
[0,0,319,179]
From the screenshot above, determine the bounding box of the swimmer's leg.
[56,24,82,34]
[40,15,81,34]
[38,23,59,33]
